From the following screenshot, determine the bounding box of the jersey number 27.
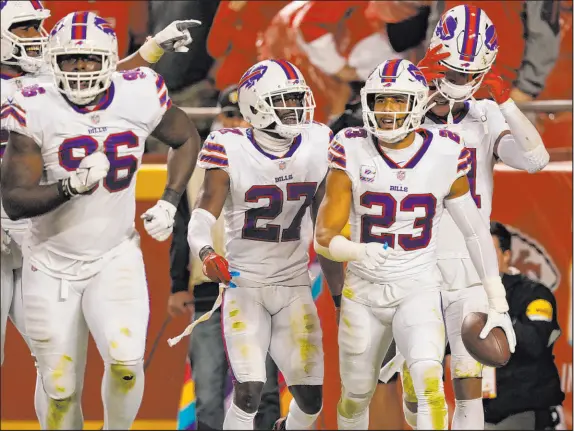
[242,182,317,242]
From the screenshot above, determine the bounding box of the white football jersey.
[330,127,471,283]
[197,122,333,287]
[0,66,53,237]
[1,67,171,277]
[423,99,509,259]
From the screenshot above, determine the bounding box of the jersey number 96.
[361,192,437,250]
[58,131,139,193]
[242,182,317,242]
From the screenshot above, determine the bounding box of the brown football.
[461,312,511,368]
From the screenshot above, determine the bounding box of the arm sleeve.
[197,132,230,173]
[495,100,549,173]
[169,189,191,293]
[513,283,561,359]
[444,192,500,284]
[514,1,561,97]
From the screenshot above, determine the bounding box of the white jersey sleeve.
[329,127,362,182]
[0,88,43,146]
[116,67,172,134]
[197,130,231,173]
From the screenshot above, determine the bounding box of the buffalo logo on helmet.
[94,16,116,37]
[407,63,427,86]
[484,25,499,52]
[435,13,457,41]
[238,65,268,91]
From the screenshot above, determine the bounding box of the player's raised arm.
[483,68,549,174]
[312,178,345,298]
[444,173,516,352]
[117,20,202,71]
[141,105,201,241]
[1,131,109,220]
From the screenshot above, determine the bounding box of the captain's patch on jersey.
[360,165,376,183]
[525,299,553,322]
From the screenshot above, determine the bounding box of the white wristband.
[328,235,365,262]
[138,36,165,64]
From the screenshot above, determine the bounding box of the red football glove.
[481,65,511,105]
[417,44,450,83]
[202,252,231,284]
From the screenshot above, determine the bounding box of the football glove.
[141,200,177,241]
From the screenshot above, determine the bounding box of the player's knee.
[234,381,264,414]
[290,384,323,415]
[338,385,373,419]
[408,360,445,408]
[38,354,77,400]
[450,354,483,379]
[108,361,143,393]
[401,361,418,404]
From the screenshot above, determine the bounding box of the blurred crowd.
[39,1,572,154]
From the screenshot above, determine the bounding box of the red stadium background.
[1,0,572,429]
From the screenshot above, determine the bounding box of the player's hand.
[153,19,202,53]
[1,229,11,255]
[480,309,517,353]
[141,200,177,241]
[359,242,392,270]
[168,291,194,318]
[62,151,110,196]
[202,252,232,284]
[481,65,511,105]
[417,44,449,82]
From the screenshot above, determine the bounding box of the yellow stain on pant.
[110,364,136,394]
[47,397,72,430]
[423,366,447,430]
[232,321,246,331]
[229,308,239,318]
[337,395,359,419]
[453,360,483,379]
[342,317,351,328]
[342,286,354,299]
[120,327,132,337]
[402,362,418,403]
[291,308,318,374]
[47,355,74,429]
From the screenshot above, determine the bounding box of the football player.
[314,59,516,430]
[0,1,199,427]
[390,6,550,430]
[0,11,201,430]
[184,59,344,430]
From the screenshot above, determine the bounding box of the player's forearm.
[317,255,344,297]
[445,192,508,312]
[496,100,549,173]
[163,139,200,207]
[187,208,216,259]
[2,182,68,220]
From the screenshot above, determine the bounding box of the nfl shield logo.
[279,161,286,170]
[397,170,406,181]
[91,114,100,124]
